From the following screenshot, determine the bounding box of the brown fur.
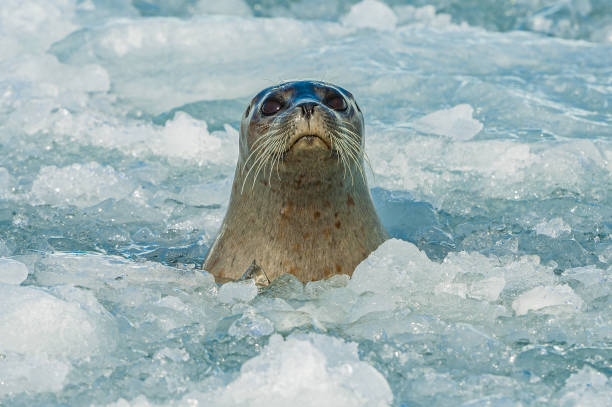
[202,81,387,282]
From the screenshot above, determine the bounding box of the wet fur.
[203,81,387,282]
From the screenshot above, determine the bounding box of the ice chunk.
[150,112,222,161]
[413,104,483,140]
[105,396,156,407]
[591,24,612,43]
[512,285,584,316]
[0,167,13,197]
[182,333,392,407]
[228,310,274,338]
[178,179,232,207]
[33,252,216,292]
[30,162,135,207]
[0,258,29,285]
[304,274,350,298]
[0,284,115,358]
[153,347,190,363]
[534,217,572,238]
[349,239,432,296]
[41,109,238,166]
[393,5,452,28]
[192,0,252,17]
[0,239,12,257]
[217,279,258,304]
[50,16,351,113]
[558,366,612,406]
[0,0,77,57]
[468,276,506,302]
[342,0,397,31]
[0,352,71,396]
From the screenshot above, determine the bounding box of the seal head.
[203,80,387,282]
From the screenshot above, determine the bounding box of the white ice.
[413,104,484,140]
[558,366,612,406]
[512,285,585,316]
[217,279,259,304]
[0,258,29,285]
[534,217,572,238]
[31,162,135,207]
[181,333,393,407]
[0,0,611,405]
[342,0,398,31]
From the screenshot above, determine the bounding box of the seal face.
[203,80,388,282]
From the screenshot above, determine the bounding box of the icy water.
[1,0,611,406]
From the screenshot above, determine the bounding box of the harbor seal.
[203,81,387,282]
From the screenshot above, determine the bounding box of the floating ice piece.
[534,217,571,238]
[31,162,134,207]
[229,310,274,338]
[349,238,432,296]
[512,285,584,316]
[1,0,78,57]
[0,258,29,285]
[558,366,612,406]
[179,179,232,207]
[0,284,115,358]
[33,252,216,293]
[182,333,392,407]
[342,0,397,31]
[151,112,222,160]
[105,396,156,407]
[217,279,258,304]
[192,0,252,17]
[413,104,483,140]
[153,347,189,363]
[469,276,506,302]
[0,352,71,396]
[393,5,452,28]
[0,167,13,197]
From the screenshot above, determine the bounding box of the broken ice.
[1,0,611,405]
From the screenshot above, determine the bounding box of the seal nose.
[299,102,317,119]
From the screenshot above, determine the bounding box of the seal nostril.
[299,102,317,119]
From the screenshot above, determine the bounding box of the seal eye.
[325,96,347,111]
[261,99,282,116]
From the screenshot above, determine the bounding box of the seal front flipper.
[239,260,270,287]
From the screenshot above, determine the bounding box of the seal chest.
[203,80,388,282]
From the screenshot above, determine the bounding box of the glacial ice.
[413,104,484,140]
[180,333,393,407]
[0,284,116,357]
[0,258,29,285]
[217,279,259,304]
[0,0,611,405]
[511,285,585,316]
[31,162,135,207]
[558,366,612,406]
[342,0,398,31]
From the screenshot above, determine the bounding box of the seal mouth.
[288,134,331,151]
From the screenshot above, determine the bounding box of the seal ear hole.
[324,95,347,111]
[261,98,283,116]
[354,102,362,113]
[244,105,251,117]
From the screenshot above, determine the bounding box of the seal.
[203,81,388,282]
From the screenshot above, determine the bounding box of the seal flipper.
[240,260,270,287]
